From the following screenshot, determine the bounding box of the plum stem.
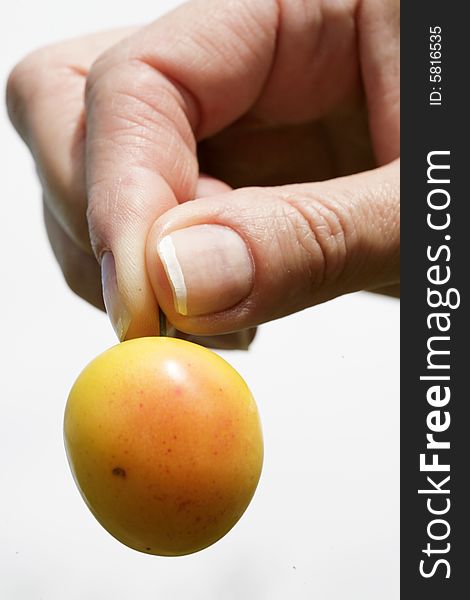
[159,307,167,337]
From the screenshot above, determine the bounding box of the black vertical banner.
[401,3,469,598]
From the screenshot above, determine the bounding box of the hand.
[7,0,399,345]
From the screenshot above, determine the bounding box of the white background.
[1,2,399,598]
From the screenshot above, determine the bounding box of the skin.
[64,337,263,555]
[6,0,400,348]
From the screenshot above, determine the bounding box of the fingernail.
[101,252,131,340]
[157,224,253,316]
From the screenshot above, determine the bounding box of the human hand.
[7,0,399,345]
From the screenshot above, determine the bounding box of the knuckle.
[85,54,139,109]
[85,40,126,94]
[6,48,51,125]
[279,189,353,287]
[7,59,35,129]
[84,53,109,102]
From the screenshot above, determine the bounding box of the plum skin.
[64,337,263,556]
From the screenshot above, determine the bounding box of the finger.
[358,0,400,163]
[85,0,280,340]
[146,161,400,335]
[43,200,104,310]
[6,28,138,250]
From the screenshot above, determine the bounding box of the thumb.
[146,160,400,335]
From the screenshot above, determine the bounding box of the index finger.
[84,0,279,339]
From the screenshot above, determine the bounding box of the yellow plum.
[64,337,263,556]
